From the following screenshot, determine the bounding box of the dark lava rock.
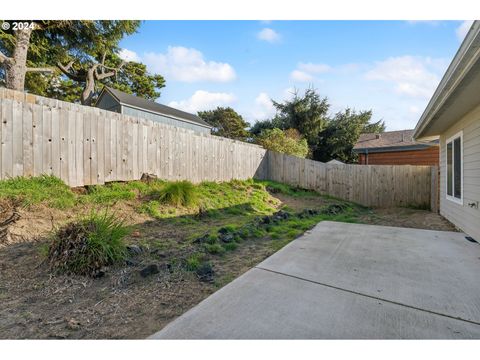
[299,209,320,218]
[139,264,159,278]
[260,215,271,225]
[125,258,140,267]
[219,233,234,243]
[218,227,231,235]
[196,262,215,282]
[126,245,143,256]
[92,268,106,278]
[322,203,347,215]
[273,210,290,220]
[193,234,211,244]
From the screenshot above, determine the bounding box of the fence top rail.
[0,87,264,149]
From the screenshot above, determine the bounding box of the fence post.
[430,166,439,213]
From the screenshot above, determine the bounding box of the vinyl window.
[446,131,463,204]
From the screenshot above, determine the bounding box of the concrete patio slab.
[259,221,480,324]
[150,221,480,339]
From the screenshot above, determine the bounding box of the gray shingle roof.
[353,129,438,152]
[101,87,212,128]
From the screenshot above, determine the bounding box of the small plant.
[223,242,238,251]
[185,252,204,271]
[46,211,130,276]
[157,181,199,207]
[205,243,225,255]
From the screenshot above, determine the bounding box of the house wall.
[121,105,210,134]
[358,146,439,166]
[439,102,480,241]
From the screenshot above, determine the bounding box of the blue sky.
[119,20,473,131]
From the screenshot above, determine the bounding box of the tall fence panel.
[0,88,437,210]
[264,151,437,210]
[0,89,267,187]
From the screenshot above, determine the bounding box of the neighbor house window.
[446,131,463,204]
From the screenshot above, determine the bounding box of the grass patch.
[205,243,225,255]
[0,175,75,208]
[258,180,318,197]
[405,202,431,211]
[223,242,238,251]
[46,211,130,276]
[184,252,204,271]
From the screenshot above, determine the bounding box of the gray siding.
[96,91,121,113]
[439,102,480,241]
[121,105,210,134]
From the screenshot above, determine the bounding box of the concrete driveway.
[150,221,480,339]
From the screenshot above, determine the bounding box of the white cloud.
[143,46,236,83]
[290,62,331,82]
[168,90,236,113]
[118,48,141,62]
[252,92,276,120]
[365,56,447,99]
[257,28,281,43]
[456,20,474,41]
[298,62,331,74]
[290,70,314,82]
[409,105,421,114]
[406,20,442,26]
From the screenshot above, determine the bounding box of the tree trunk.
[81,66,97,106]
[4,27,33,91]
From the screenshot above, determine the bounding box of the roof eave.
[414,21,480,140]
[353,143,438,154]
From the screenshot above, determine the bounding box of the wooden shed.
[353,129,439,166]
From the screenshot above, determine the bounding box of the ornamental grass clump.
[46,211,130,276]
[157,181,199,207]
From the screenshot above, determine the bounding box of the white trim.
[445,130,463,205]
[413,21,480,139]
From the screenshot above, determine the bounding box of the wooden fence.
[265,151,438,210]
[0,89,267,187]
[0,88,438,210]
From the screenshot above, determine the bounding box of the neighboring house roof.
[327,159,344,165]
[414,20,480,139]
[353,129,438,154]
[96,87,212,129]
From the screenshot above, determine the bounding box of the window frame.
[445,130,463,205]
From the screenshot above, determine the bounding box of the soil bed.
[0,178,456,339]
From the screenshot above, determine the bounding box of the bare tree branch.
[0,50,12,64]
[56,61,84,81]
[95,70,116,80]
[26,67,55,73]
